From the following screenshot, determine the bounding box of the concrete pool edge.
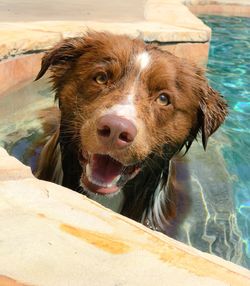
[185,0,250,17]
[0,147,250,286]
[0,0,211,65]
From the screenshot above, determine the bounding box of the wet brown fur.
[35,31,228,233]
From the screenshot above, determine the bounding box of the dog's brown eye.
[156,93,170,106]
[95,72,108,84]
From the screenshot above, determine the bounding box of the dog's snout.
[97,115,137,149]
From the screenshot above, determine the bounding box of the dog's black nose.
[97,114,137,149]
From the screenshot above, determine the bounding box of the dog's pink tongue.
[92,154,123,183]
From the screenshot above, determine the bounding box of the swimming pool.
[0,15,249,269]
[200,15,250,268]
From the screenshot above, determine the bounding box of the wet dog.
[35,31,227,233]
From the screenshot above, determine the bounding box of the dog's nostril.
[97,126,111,137]
[119,132,133,143]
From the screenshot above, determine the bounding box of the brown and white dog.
[35,31,227,233]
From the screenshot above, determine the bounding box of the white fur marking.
[104,99,137,123]
[101,52,150,124]
[102,83,137,123]
[137,52,150,72]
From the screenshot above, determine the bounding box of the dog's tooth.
[116,173,129,187]
[82,149,89,160]
[86,163,91,178]
[88,175,121,188]
[111,175,121,186]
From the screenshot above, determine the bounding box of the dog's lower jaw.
[81,175,120,195]
[80,165,140,196]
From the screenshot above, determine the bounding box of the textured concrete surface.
[0,147,250,286]
[189,4,250,16]
[0,0,147,22]
[0,0,211,65]
[185,0,250,16]
[0,53,43,95]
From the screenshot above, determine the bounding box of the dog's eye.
[156,93,170,106]
[94,72,108,84]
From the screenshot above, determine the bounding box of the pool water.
[0,16,249,269]
[0,78,54,170]
[200,15,250,268]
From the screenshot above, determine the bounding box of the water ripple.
[201,15,250,269]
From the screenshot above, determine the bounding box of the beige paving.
[0,0,210,63]
[0,0,146,22]
[189,3,250,17]
[0,147,250,286]
[184,0,250,16]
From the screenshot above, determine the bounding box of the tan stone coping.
[0,147,250,285]
[184,0,250,16]
[189,4,250,17]
[0,0,210,61]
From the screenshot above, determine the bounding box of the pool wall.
[0,53,43,96]
[185,0,250,17]
[0,0,250,284]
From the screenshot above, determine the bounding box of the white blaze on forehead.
[137,51,151,72]
[101,52,150,124]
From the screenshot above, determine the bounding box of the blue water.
[201,15,250,267]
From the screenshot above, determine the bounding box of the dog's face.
[36,32,227,195]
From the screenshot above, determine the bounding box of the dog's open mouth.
[80,153,140,195]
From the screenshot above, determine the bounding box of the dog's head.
[36,31,227,195]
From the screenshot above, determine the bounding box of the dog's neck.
[120,157,177,231]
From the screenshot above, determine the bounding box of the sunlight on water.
[201,15,250,267]
[0,78,54,170]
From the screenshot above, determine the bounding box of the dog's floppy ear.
[199,85,228,150]
[176,60,228,152]
[35,37,84,81]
